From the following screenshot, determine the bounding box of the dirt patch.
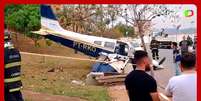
[23,90,86,101]
[107,85,129,101]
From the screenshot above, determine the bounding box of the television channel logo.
[184,9,194,17]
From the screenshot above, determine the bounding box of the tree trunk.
[15,32,18,43]
[74,25,78,54]
[134,25,147,52]
[138,24,147,52]
[34,39,38,47]
[140,34,147,52]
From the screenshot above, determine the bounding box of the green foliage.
[5,4,41,44]
[114,23,136,37]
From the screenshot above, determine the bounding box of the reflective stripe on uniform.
[4,36,9,39]
[8,46,15,49]
[4,77,21,83]
[9,87,22,92]
[5,62,21,69]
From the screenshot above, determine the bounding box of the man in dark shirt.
[125,50,160,101]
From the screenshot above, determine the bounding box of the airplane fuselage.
[45,34,114,57]
[34,5,142,58]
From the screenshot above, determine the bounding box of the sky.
[113,4,197,30]
[152,4,197,29]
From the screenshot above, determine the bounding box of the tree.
[121,5,173,51]
[57,5,98,34]
[105,5,121,28]
[5,5,41,46]
[114,23,136,37]
[57,5,121,37]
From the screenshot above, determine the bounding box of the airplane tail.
[41,5,57,21]
[37,5,63,34]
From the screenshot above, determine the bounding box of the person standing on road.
[172,42,181,76]
[150,37,160,60]
[187,35,193,46]
[179,36,190,55]
[165,52,196,101]
[4,30,24,101]
[125,50,160,101]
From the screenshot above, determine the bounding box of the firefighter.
[150,37,159,60]
[4,30,24,101]
[179,36,190,55]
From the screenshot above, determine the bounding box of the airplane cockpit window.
[94,41,102,45]
[115,42,129,56]
[104,42,115,49]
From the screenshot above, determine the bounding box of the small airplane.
[33,5,164,74]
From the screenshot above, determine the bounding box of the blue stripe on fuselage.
[45,34,113,57]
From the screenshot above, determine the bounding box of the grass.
[12,34,111,101]
[21,54,111,101]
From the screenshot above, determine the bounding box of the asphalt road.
[147,48,175,93]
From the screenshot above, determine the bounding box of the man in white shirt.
[165,52,196,101]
